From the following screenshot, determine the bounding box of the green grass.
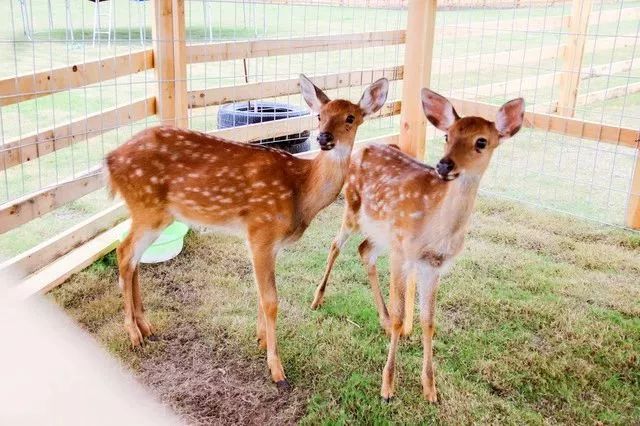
[51,196,640,424]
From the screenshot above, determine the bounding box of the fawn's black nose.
[317,132,335,150]
[436,157,455,177]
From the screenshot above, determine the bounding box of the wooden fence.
[0,0,639,295]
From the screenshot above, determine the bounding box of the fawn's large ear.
[421,88,459,132]
[495,98,525,140]
[359,78,389,117]
[299,74,330,113]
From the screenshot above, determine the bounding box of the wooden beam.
[0,202,126,278]
[14,219,131,299]
[13,133,400,298]
[0,50,153,107]
[210,100,401,142]
[448,97,640,150]
[438,7,640,37]
[187,30,405,63]
[433,32,635,78]
[1,97,156,171]
[576,81,640,106]
[557,0,592,117]
[453,58,640,100]
[626,155,640,229]
[151,0,177,125]
[188,67,403,108]
[0,168,104,235]
[172,0,188,128]
[539,81,640,114]
[399,0,436,159]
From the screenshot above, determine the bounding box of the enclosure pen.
[0,0,638,328]
[0,0,639,424]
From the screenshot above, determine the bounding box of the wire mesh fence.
[428,0,640,226]
[0,0,638,263]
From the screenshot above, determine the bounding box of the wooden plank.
[0,50,153,107]
[151,0,177,125]
[399,0,436,160]
[0,168,104,235]
[439,7,640,37]
[0,202,127,278]
[210,100,400,142]
[1,97,156,171]
[448,97,640,150]
[14,133,400,298]
[187,29,405,63]
[453,58,640,99]
[576,81,640,106]
[433,32,635,77]
[14,220,131,299]
[539,81,640,114]
[626,155,640,229]
[188,67,403,108]
[557,0,592,117]
[172,0,188,128]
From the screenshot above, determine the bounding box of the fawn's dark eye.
[475,138,488,150]
[317,115,321,121]
[444,134,448,143]
[346,115,355,124]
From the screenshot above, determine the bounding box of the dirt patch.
[137,322,306,426]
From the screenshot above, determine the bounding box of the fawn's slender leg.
[248,235,287,388]
[311,220,352,309]
[256,298,266,349]
[358,239,390,333]
[117,223,162,347]
[132,267,154,338]
[418,264,440,403]
[381,247,405,401]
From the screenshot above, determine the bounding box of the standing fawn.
[105,74,389,389]
[311,89,524,401]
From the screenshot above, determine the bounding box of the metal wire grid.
[184,0,407,148]
[428,0,640,226]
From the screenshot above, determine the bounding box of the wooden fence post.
[626,153,640,229]
[556,0,592,117]
[150,0,188,127]
[399,0,437,159]
[172,0,188,128]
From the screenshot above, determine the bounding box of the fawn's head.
[299,74,389,154]
[421,89,525,181]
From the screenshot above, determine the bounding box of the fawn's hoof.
[381,396,393,404]
[276,380,291,392]
[147,334,160,342]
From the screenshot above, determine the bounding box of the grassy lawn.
[51,196,640,424]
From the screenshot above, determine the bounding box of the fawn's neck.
[438,174,482,235]
[298,145,352,223]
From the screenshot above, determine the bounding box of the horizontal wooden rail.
[12,133,400,298]
[440,7,640,37]
[0,202,127,278]
[210,100,401,142]
[187,30,405,63]
[435,32,637,76]
[0,167,104,234]
[576,81,640,106]
[1,97,156,171]
[454,58,640,99]
[449,97,640,150]
[539,81,640,114]
[188,67,403,108]
[0,49,153,107]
